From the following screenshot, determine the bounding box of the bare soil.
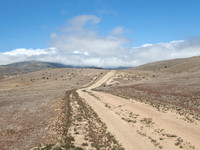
[0,68,107,150]
[2,59,200,150]
[80,70,200,150]
[97,70,200,121]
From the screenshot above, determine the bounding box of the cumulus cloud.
[0,48,57,65]
[51,15,128,58]
[61,15,101,34]
[3,48,56,56]
[110,27,128,36]
[1,15,200,67]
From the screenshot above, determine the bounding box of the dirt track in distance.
[78,71,200,150]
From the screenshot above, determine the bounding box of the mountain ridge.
[1,55,200,76]
[129,55,200,73]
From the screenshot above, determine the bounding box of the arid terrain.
[0,68,108,149]
[1,56,200,150]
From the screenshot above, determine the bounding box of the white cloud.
[72,50,89,56]
[3,48,56,56]
[110,27,128,36]
[62,15,101,34]
[51,15,128,57]
[1,15,200,68]
[0,47,57,65]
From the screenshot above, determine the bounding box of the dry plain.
[0,68,108,149]
[0,56,200,150]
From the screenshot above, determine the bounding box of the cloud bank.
[1,15,200,67]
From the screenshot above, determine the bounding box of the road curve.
[78,71,156,150]
[77,71,200,150]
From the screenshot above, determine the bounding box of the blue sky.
[0,0,200,67]
[1,0,200,51]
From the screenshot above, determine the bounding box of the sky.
[0,0,200,67]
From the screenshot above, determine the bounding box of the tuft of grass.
[81,142,88,146]
[43,144,54,150]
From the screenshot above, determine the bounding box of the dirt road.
[78,71,200,150]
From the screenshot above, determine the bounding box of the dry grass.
[96,63,200,122]
[0,68,107,150]
[37,90,124,150]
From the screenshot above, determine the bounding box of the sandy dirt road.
[77,71,200,150]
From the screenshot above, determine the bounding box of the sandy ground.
[78,71,200,150]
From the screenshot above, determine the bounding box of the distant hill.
[0,61,132,77]
[0,61,75,76]
[130,56,200,73]
[2,56,199,77]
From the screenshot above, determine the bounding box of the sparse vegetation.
[0,68,107,149]
[34,89,123,149]
[1,56,200,150]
